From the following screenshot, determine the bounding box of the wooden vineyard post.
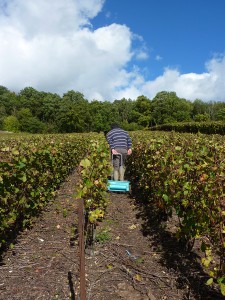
[78,198,86,300]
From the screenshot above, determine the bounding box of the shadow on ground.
[130,186,223,300]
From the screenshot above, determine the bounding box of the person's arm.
[106,131,118,154]
[106,132,113,148]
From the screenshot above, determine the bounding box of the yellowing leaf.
[128,224,137,230]
[202,257,212,268]
[106,264,113,270]
[89,214,95,223]
[134,274,142,281]
[1,147,10,152]
[209,271,215,277]
[12,150,19,155]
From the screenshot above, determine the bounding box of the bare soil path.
[0,171,80,300]
[85,192,223,300]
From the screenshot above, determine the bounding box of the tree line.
[1,85,225,133]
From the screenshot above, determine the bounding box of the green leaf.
[162,194,169,202]
[220,282,225,296]
[20,175,27,182]
[63,208,68,217]
[18,162,26,169]
[9,243,14,250]
[181,199,188,207]
[187,151,193,157]
[80,158,91,168]
[206,278,213,285]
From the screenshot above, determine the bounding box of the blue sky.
[0,0,225,102]
[93,0,225,77]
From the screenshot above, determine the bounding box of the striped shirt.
[106,127,132,150]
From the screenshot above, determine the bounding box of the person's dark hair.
[111,123,119,129]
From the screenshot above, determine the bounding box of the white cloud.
[140,55,225,101]
[111,54,225,102]
[135,50,148,60]
[0,0,135,100]
[0,0,225,102]
[0,0,104,35]
[155,55,162,61]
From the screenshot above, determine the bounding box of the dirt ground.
[0,170,223,300]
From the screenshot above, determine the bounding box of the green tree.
[215,108,225,121]
[58,90,91,132]
[17,108,45,133]
[0,91,19,115]
[89,100,119,133]
[192,99,209,119]
[41,93,61,121]
[134,95,152,127]
[211,102,225,121]
[151,91,192,125]
[0,85,9,95]
[62,90,86,103]
[0,105,6,129]
[113,98,134,123]
[18,87,47,119]
[3,115,20,132]
[194,113,210,122]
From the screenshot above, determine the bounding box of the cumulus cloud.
[0,0,224,102]
[0,0,104,34]
[140,54,225,101]
[0,0,135,100]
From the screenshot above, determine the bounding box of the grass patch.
[96,227,111,243]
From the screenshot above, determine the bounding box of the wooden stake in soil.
[78,198,86,300]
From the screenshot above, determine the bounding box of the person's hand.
[128,149,132,155]
[112,149,118,154]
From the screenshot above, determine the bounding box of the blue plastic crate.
[107,180,130,192]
